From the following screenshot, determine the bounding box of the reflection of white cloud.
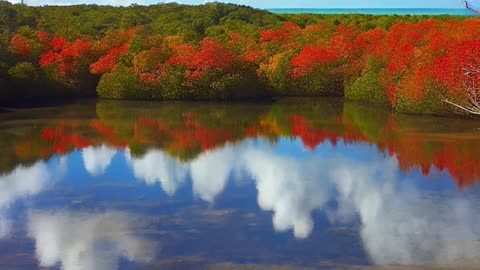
[126,148,188,196]
[0,162,50,238]
[243,148,330,239]
[0,157,66,238]
[0,219,10,238]
[0,163,50,207]
[125,143,245,201]
[191,145,239,203]
[27,211,155,270]
[328,157,480,265]
[124,139,480,265]
[82,146,117,176]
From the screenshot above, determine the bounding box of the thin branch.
[443,99,480,115]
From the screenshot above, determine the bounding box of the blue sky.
[7,0,468,8]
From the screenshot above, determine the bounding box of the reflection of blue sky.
[1,138,480,268]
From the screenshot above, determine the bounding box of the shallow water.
[0,98,479,270]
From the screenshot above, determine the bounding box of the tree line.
[1,1,479,116]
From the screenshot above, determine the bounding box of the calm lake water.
[0,98,480,270]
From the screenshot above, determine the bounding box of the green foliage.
[157,65,189,100]
[259,52,293,94]
[292,65,343,96]
[8,61,36,80]
[278,13,467,31]
[345,58,388,105]
[97,65,150,99]
[395,84,452,115]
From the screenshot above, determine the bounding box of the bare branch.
[462,0,480,13]
[443,99,480,115]
[444,66,480,115]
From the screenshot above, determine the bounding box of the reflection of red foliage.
[90,121,127,147]
[290,115,338,150]
[24,108,480,190]
[41,125,91,154]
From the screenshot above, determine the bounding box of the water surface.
[0,98,480,270]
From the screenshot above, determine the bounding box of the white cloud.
[27,210,155,270]
[82,146,117,176]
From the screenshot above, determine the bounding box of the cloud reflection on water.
[27,211,155,270]
[0,157,67,238]
[3,138,480,267]
[82,146,117,176]
[123,139,480,265]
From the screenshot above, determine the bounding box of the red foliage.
[291,45,340,78]
[167,43,197,67]
[50,37,68,52]
[190,38,234,76]
[433,39,480,96]
[39,39,92,77]
[167,38,235,80]
[39,50,57,67]
[37,32,52,43]
[230,32,242,42]
[11,35,32,56]
[282,22,302,33]
[90,43,129,75]
[244,50,267,64]
[259,29,291,43]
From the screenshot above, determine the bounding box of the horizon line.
[267,8,469,10]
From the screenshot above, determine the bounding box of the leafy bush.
[97,65,150,99]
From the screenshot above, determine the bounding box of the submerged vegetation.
[1,1,480,116]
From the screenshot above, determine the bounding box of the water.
[0,98,480,270]
[267,8,477,16]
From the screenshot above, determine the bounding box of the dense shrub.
[97,65,150,99]
[345,58,387,104]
